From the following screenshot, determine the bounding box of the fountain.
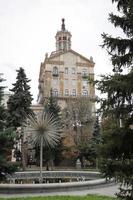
[0,171,114,194]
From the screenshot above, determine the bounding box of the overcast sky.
[0,0,122,103]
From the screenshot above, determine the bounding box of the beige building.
[25,19,96,165]
[38,19,95,108]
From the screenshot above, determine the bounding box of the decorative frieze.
[45,60,64,65]
[76,62,94,68]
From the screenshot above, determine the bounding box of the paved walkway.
[0,184,119,198]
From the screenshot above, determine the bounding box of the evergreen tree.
[88,116,101,164]
[81,116,101,168]
[0,75,17,181]
[91,116,101,145]
[7,67,33,128]
[7,67,33,170]
[43,89,62,167]
[98,0,133,199]
[0,128,17,181]
[44,89,61,120]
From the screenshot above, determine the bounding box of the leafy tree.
[98,0,133,199]
[7,67,33,128]
[62,97,93,143]
[0,75,17,181]
[62,97,94,167]
[27,111,61,183]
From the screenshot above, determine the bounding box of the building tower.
[55,18,72,52]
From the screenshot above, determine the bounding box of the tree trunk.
[40,139,43,183]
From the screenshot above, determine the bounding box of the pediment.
[49,49,94,66]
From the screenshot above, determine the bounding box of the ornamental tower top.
[55,18,72,52]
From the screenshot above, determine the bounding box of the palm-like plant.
[27,111,61,183]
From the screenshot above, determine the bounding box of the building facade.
[24,19,96,166]
[38,19,95,108]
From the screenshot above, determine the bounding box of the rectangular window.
[53,78,58,85]
[53,89,58,96]
[59,42,62,49]
[65,67,68,74]
[72,89,76,96]
[82,68,88,76]
[65,89,69,96]
[72,79,76,86]
[82,90,88,96]
[64,79,68,85]
[72,68,76,74]
[83,80,88,87]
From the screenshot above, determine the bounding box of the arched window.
[53,66,58,76]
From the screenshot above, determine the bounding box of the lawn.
[0,195,117,200]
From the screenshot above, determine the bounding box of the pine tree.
[89,116,101,159]
[91,116,101,145]
[44,89,61,120]
[98,0,133,199]
[7,67,33,128]
[7,67,33,170]
[85,116,101,168]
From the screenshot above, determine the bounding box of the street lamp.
[72,120,82,145]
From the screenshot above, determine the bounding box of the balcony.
[82,73,88,79]
[52,72,59,77]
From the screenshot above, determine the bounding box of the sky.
[0,0,123,103]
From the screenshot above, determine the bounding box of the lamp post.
[72,120,82,145]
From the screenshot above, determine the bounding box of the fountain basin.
[0,171,113,194]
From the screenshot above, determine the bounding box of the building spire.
[61,18,65,31]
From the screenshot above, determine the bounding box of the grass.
[0,195,117,200]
